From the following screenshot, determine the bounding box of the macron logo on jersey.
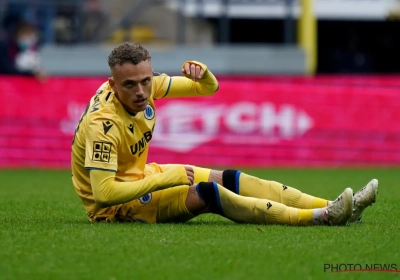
[128,124,134,134]
[103,121,113,135]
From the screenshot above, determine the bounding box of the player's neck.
[115,94,137,116]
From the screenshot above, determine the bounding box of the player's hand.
[182,62,204,82]
[184,165,194,185]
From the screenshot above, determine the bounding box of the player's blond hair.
[107,42,151,68]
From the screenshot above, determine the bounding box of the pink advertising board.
[1,75,399,168]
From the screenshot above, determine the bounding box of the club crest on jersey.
[144,105,155,120]
[139,193,152,204]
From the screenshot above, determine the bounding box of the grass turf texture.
[0,168,399,280]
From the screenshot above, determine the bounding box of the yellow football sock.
[208,183,324,226]
[193,166,212,183]
[238,172,329,209]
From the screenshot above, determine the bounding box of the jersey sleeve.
[84,115,120,172]
[90,166,190,207]
[152,73,172,100]
[152,61,219,99]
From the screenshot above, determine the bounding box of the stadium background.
[1,0,400,168]
[1,1,400,279]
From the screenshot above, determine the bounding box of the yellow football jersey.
[71,65,219,217]
[71,74,172,212]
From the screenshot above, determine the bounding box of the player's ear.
[108,77,115,87]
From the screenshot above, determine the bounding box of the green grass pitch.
[0,168,399,280]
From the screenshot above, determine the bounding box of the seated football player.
[71,42,378,226]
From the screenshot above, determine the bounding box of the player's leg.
[114,190,163,223]
[207,169,379,223]
[114,182,354,226]
[194,182,354,226]
[212,169,331,208]
[158,164,378,223]
[214,170,379,222]
[188,166,331,209]
[156,185,199,223]
[114,185,201,223]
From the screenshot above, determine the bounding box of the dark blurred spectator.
[318,29,375,74]
[2,0,55,45]
[81,0,108,43]
[53,2,83,44]
[2,0,108,45]
[331,34,375,73]
[0,21,46,82]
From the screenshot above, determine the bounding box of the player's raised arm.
[85,116,191,208]
[153,61,219,99]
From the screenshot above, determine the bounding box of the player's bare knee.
[208,170,223,185]
[185,185,209,215]
[209,169,241,194]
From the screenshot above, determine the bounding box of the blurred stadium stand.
[0,0,308,75]
[2,0,400,75]
[2,0,400,168]
[40,45,305,76]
